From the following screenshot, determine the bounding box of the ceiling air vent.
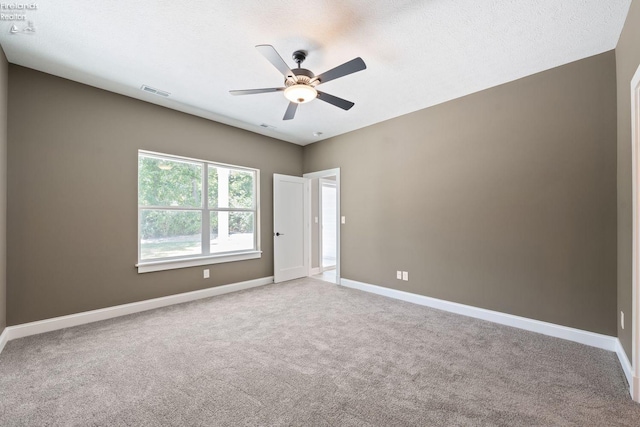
[141,85,170,97]
[259,123,277,130]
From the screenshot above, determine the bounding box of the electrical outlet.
[621,311,624,329]
[396,271,402,280]
[203,269,210,279]
[402,271,408,281]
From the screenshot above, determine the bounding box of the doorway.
[319,177,337,281]
[304,168,340,284]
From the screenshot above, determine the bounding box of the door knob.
[275,232,284,236]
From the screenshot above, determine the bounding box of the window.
[137,151,260,273]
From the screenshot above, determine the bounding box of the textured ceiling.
[0,0,632,145]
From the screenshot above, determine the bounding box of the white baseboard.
[309,267,320,276]
[340,278,618,352]
[2,276,273,346]
[615,339,633,397]
[0,327,8,354]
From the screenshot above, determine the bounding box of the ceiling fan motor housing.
[286,68,318,86]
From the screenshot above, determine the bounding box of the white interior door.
[273,174,309,283]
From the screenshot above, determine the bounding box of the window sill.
[136,251,262,273]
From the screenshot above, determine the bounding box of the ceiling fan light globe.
[284,84,317,104]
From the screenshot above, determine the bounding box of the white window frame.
[136,150,261,273]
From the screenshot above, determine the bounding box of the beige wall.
[0,47,7,334]
[616,0,640,360]
[304,51,618,335]
[7,66,302,325]
[3,45,620,339]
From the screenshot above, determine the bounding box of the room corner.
[0,43,7,347]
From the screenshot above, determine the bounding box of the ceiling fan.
[230,45,366,120]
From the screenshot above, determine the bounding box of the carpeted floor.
[1,277,639,426]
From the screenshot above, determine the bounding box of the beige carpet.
[0,277,639,426]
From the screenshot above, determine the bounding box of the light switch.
[315,216,318,223]
[402,271,408,281]
[341,216,346,224]
[396,271,402,280]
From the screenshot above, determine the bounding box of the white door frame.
[303,168,341,284]
[631,63,640,402]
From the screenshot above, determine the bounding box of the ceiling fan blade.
[316,91,355,110]
[312,57,366,85]
[283,102,298,120]
[256,45,296,81]
[229,88,285,96]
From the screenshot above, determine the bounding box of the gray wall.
[7,66,302,325]
[616,0,640,360]
[3,47,620,338]
[0,47,7,334]
[304,51,618,335]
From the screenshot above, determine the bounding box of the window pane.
[210,211,255,253]
[139,155,202,207]
[140,209,202,260]
[208,166,254,209]
[229,170,255,209]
